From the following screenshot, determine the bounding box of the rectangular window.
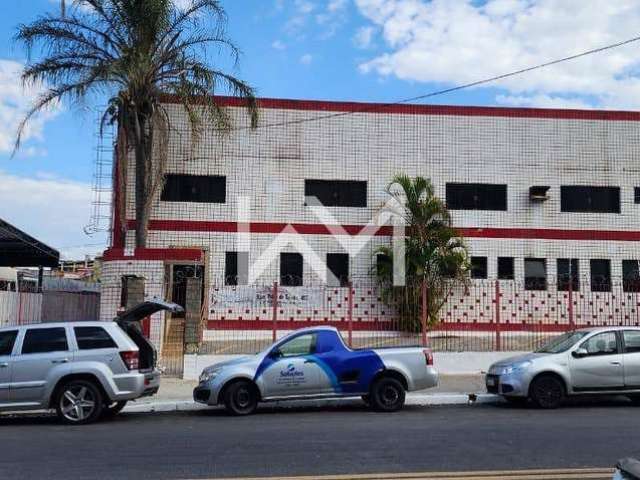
[560,186,620,213]
[524,258,547,291]
[0,330,18,356]
[327,253,349,287]
[557,259,579,292]
[470,257,488,279]
[497,257,514,280]
[304,180,367,207]
[280,253,303,286]
[22,328,68,354]
[446,183,507,211]
[635,187,640,204]
[376,254,392,278]
[623,330,640,354]
[225,252,248,286]
[161,174,226,203]
[590,259,611,292]
[74,327,117,350]
[623,260,640,293]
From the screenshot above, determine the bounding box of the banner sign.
[210,286,323,313]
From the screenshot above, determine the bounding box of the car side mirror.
[572,348,588,358]
[269,348,282,359]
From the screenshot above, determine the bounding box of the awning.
[0,218,60,268]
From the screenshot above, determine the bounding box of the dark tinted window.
[497,257,514,280]
[376,253,392,278]
[635,187,640,204]
[74,327,117,350]
[470,257,487,279]
[446,183,507,211]
[305,180,367,207]
[22,328,68,354]
[161,175,226,203]
[225,252,248,286]
[524,258,547,291]
[280,253,303,286]
[623,331,640,354]
[0,330,18,356]
[590,259,611,292]
[327,253,349,287]
[623,260,640,293]
[557,259,579,291]
[560,186,620,213]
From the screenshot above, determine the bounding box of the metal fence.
[0,290,100,326]
[200,277,640,354]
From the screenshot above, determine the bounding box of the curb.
[123,393,502,414]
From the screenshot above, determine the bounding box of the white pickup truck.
[194,326,439,415]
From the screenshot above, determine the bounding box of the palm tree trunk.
[133,112,149,249]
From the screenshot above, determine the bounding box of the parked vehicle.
[194,326,438,415]
[0,299,182,424]
[615,458,640,479]
[486,327,640,408]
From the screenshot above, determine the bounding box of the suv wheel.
[223,380,258,416]
[529,375,565,409]
[103,401,128,417]
[55,380,104,425]
[370,377,406,412]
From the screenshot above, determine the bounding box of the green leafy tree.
[375,174,469,331]
[15,0,258,248]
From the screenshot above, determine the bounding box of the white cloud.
[0,60,58,155]
[283,0,348,39]
[355,0,640,109]
[0,171,107,259]
[354,26,375,49]
[271,40,286,50]
[300,53,313,65]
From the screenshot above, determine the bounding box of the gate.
[160,263,204,376]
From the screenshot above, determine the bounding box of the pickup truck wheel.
[370,377,405,412]
[530,375,565,409]
[223,380,258,416]
[103,401,128,417]
[55,380,103,425]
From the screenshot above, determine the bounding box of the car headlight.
[502,361,532,375]
[199,368,221,383]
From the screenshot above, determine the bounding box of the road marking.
[202,468,614,480]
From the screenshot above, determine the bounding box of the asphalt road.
[1,399,639,480]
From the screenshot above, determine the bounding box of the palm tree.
[15,0,258,248]
[375,174,469,330]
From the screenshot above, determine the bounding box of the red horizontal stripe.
[206,319,625,333]
[103,248,203,262]
[127,219,640,242]
[159,94,640,122]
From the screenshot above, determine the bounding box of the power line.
[220,33,640,132]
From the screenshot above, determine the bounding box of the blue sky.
[1,0,640,259]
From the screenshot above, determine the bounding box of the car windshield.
[535,331,590,354]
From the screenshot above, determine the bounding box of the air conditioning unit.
[529,185,550,202]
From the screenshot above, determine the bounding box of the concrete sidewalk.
[124,374,499,413]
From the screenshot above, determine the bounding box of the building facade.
[100,97,640,348]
